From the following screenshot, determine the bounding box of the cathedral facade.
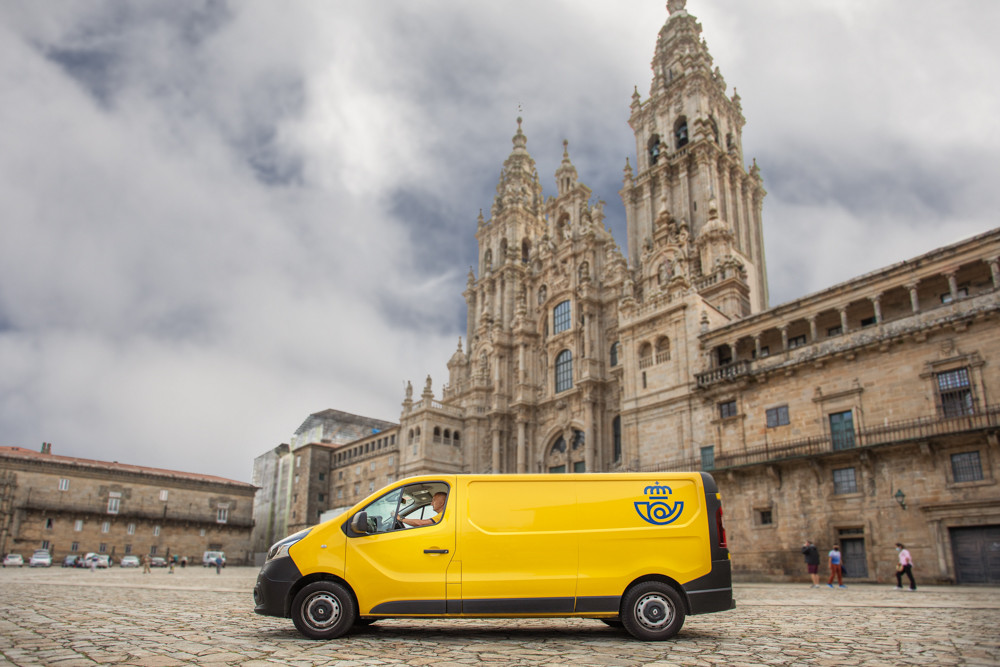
[261,1,1000,583]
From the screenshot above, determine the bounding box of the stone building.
[0,444,255,565]
[258,0,999,584]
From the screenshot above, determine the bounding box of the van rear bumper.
[253,557,302,618]
[683,558,735,615]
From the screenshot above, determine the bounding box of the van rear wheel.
[291,582,356,640]
[620,582,685,641]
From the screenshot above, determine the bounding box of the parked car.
[150,556,168,568]
[82,553,110,568]
[2,553,24,568]
[203,551,226,567]
[29,550,52,567]
[119,555,140,568]
[62,555,79,567]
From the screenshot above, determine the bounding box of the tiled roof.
[0,446,254,489]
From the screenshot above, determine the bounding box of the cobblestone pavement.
[0,566,997,666]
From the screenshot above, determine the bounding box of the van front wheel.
[620,582,685,641]
[291,582,356,640]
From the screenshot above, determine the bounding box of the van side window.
[357,482,450,534]
[361,488,403,534]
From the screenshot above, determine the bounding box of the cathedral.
[255,0,1000,584]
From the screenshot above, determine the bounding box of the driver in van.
[399,491,447,527]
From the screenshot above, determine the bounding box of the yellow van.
[254,472,733,641]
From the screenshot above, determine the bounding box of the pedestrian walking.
[215,556,222,574]
[142,553,151,574]
[801,540,820,587]
[895,542,916,590]
[827,545,845,588]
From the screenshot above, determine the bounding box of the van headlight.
[266,528,311,562]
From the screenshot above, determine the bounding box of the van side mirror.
[350,511,369,534]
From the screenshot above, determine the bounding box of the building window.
[159,489,169,502]
[860,316,877,328]
[127,523,135,535]
[833,467,858,495]
[355,466,361,475]
[337,489,343,499]
[318,493,325,503]
[766,405,790,428]
[74,520,83,532]
[719,400,738,420]
[756,509,774,526]
[71,542,79,552]
[150,545,157,555]
[388,455,394,465]
[553,300,571,334]
[107,493,121,515]
[58,478,70,491]
[700,446,715,471]
[200,528,206,537]
[788,334,807,349]
[99,544,107,553]
[830,410,855,450]
[216,507,228,524]
[44,518,53,530]
[612,416,622,463]
[370,461,376,471]
[549,465,566,473]
[369,481,374,492]
[573,461,586,473]
[153,525,160,537]
[655,337,671,363]
[124,544,132,555]
[318,472,325,481]
[940,287,968,304]
[937,368,974,417]
[296,455,301,468]
[555,350,573,393]
[354,483,360,495]
[101,521,110,533]
[610,341,620,367]
[827,326,842,337]
[951,451,984,483]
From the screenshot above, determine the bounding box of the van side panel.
[460,479,579,608]
[576,475,711,602]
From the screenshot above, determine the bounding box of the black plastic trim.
[253,557,302,618]
[369,599,447,614]
[683,558,734,615]
[461,597,575,614]
[574,596,620,613]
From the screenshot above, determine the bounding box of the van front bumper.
[253,557,302,618]
[683,558,735,615]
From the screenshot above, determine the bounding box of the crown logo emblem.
[634,482,684,525]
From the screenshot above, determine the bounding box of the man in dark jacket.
[801,540,820,587]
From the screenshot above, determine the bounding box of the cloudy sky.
[2,0,998,483]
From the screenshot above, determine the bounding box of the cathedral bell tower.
[620,0,769,316]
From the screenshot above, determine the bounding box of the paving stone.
[0,568,998,666]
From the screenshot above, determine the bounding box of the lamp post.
[894,489,907,510]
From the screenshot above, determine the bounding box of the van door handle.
[423,549,449,554]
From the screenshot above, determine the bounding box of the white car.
[2,553,24,568]
[119,555,140,568]
[29,550,52,567]
[82,553,110,568]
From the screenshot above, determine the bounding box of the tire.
[620,582,685,641]
[291,581,356,640]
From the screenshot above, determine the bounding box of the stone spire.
[555,139,579,196]
[491,117,543,218]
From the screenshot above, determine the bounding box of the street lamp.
[894,489,907,510]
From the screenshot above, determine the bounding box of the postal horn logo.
[634,482,684,526]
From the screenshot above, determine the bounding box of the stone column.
[491,428,501,474]
[906,282,920,313]
[780,326,789,352]
[516,418,527,474]
[584,395,596,473]
[754,335,762,359]
[870,294,883,324]
[808,316,818,343]
[988,257,1000,289]
[946,271,959,303]
[839,308,849,334]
